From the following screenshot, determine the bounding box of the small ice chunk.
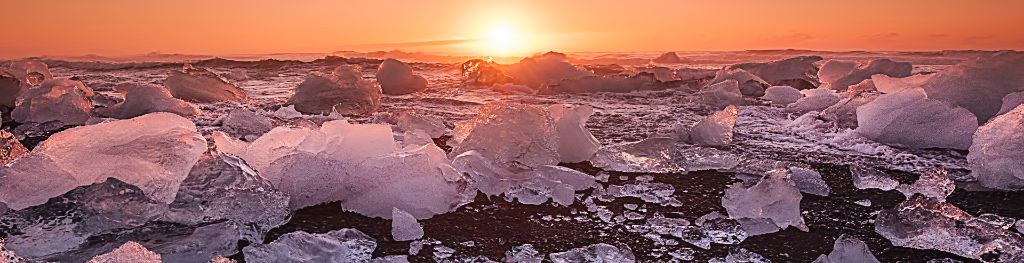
[548,104,601,162]
[702,217,750,245]
[920,52,1024,123]
[0,130,28,165]
[548,243,635,263]
[243,229,376,263]
[707,68,770,97]
[504,244,543,263]
[728,56,823,90]
[786,89,841,113]
[0,112,206,210]
[221,108,273,139]
[287,65,381,115]
[686,105,738,146]
[875,195,1024,262]
[812,235,880,263]
[377,59,428,95]
[370,255,410,263]
[789,167,830,196]
[819,59,912,91]
[855,88,977,150]
[163,66,247,103]
[699,80,745,109]
[718,248,771,263]
[722,169,808,231]
[95,83,200,119]
[896,169,955,201]
[272,105,304,119]
[86,241,161,263]
[849,165,899,191]
[968,104,1024,190]
[11,78,94,128]
[392,208,425,241]
[460,59,515,87]
[452,102,559,170]
[737,218,781,236]
[761,86,802,106]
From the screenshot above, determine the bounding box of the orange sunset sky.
[2,0,1023,59]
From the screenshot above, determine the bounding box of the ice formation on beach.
[707,69,769,97]
[220,108,274,140]
[0,73,25,108]
[11,78,94,129]
[812,235,880,263]
[896,169,955,201]
[500,52,594,89]
[849,165,899,191]
[789,166,830,196]
[0,113,206,210]
[920,52,1024,123]
[376,58,428,95]
[243,229,376,263]
[728,56,822,90]
[391,208,424,241]
[163,66,247,103]
[875,195,1024,262]
[722,169,807,231]
[86,242,161,263]
[786,89,841,113]
[818,59,912,91]
[548,243,635,263]
[383,110,447,138]
[684,105,739,146]
[453,152,595,206]
[968,104,1024,190]
[855,88,977,150]
[1,60,52,87]
[0,130,28,165]
[287,65,382,115]
[997,91,1024,117]
[95,83,200,119]
[699,80,745,109]
[761,86,802,106]
[872,74,932,94]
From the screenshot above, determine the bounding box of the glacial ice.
[548,104,601,162]
[0,73,25,108]
[812,235,880,263]
[875,195,1024,262]
[707,68,769,97]
[819,59,912,91]
[95,83,200,119]
[460,59,515,87]
[548,243,635,263]
[713,248,771,263]
[685,105,738,146]
[391,207,425,241]
[221,108,273,140]
[11,78,94,128]
[500,52,594,89]
[590,137,680,173]
[0,112,206,210]
[997,91,1024,117]
[849,165,899,191]
[376,58,428,95]
[384,110,447,138]
[1,60,52,87]
[786,89,841,113]
[287,65,382,115]
[968,104,1024,190]
[504,244,543,263]
[699,80,745,109]
[0,130,28,165]
[820,92,878,129]
[453,151,595,206]
[855,88,977,150]
[163,66,247,103]
[761,86,802,106]
[542,74,665,94]
[651,52,684,64]
[896,169,955,201]
[789,166,830,196]
[728,56,823,90]
[86,242,161,263]
[872,74,932,94]
[920,52,1024,123]
[452,103,559,170]
[243,229,376,263]
[722,169,808,231]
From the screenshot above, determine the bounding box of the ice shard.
[812,235,880,263]
[95,83,200,119]
[699,80,745,110]
[548,104,601,162]
[896,169,955,201]
[722,169,808,231]
[376,58,428,95]
[452,102,559,170]
[221,108,273,140]
[0,112,206,210]
[686,105,739,146]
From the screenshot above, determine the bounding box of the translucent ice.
[699,80,745,110]
[243,229,376,263]
[896,169,955,201]
[812,235,880,263]
[221,108,273,140]
[819,92,878,130]
[11,78,94,128]
[0,73,25,108]
[920,52,1024,123]
[500,52,594,89]
[391,207,425,241]
[453,151,594,206]
[722,169,808,231]
[790,166,830,196]
[86,242,161,263]
[0,112,206,210]
[0,60,52,87]
[855,88,977,150]
[707,68,769,97]
[287,65,382,115]
[872,74,932,94]
[685,105,738,146]
[728,56,823,90]
[786,89,841,113]
[967,104,1024,190]
[95,83,200,119]
[849,165,899,191]
[875,195,1024,262]
[376,58,428,95]
[761,86,802,106]
[819,59,912,91]
[548,104,601,162]
[504,244,543,263]
[590,137,680,173]
[548,243,635,263]
[385,110,447,138]
[163,66,247,103]
[452,102,559,170]
[0,130,28,165]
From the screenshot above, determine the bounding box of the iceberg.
[376,58,427,95]
[163,65,247,103]
[287,65,382,115]
[11,78,94,128]
[95,83,200,119]
[920,52,1024,123]
[855,88,977,150]
[243,229,376,263]
[0,112,206,210]
[728,56,823,90]
[967,104,1024,190]
[819,59,912,91]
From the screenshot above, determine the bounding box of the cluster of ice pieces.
[706,69,768,97]
[919,52,1024,123]
[164,65,248,103]
[287,65,382,115]
[728,56,822,90]
[818,59,912,91]
[499,52,594,89]
[376,59,427,95]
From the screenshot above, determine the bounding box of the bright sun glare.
[482,24,525,57]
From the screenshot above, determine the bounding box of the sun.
[481,24,525,57]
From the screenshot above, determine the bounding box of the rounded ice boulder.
[376,59,428,95]
[95,83,201,119]
[855,88,977,150]
[287,65,382,115]
[163,66,248,103]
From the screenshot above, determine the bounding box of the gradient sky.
[2,0,1022,58]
